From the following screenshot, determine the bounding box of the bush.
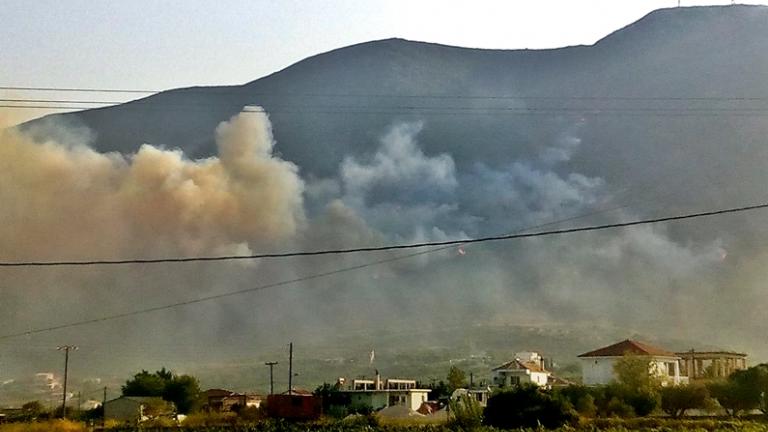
[556,385,597,417]
[707,379,757,416]
[0,419,85,432]
[483,384,576,429]
[626,390,659,416]
[661,384,710,418]
[448,394,483,429]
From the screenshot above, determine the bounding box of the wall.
[104,398,140,422]
[580,357,617,386]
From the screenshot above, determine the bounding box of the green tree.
[448,393,483,429]
[122,369,169,397]
[556,385,597,417]
[122,367,201,414]
[163,374,201,414]
[613,354,662,392]
[447,366,467,391]
[707,379,756,416]
[660,384,710,418]
[21,400,44,416]
[483,384,576,429]
[731,364,768,415]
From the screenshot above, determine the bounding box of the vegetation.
[446,366,467,391]
[448,394,483,430]
[483,384,576,429]
[121,367,201,414]
[660,384,711,418]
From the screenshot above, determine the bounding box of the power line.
[1,201,764,267]
[3,84,768,101]
[6,104,768,119]
[0,201,762,340]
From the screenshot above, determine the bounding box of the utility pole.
[288,342,293,395]
[57,345,77,419]
[264,362,278,395]
[77,391,81,416]
[102,386,107,428]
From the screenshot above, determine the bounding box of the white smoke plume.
[0,111,304,262]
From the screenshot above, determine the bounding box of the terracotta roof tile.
[578,339,677,358]
[493,359,545,372]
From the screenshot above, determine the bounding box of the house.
[202,388,262,412]
[675,350,747,380]
[492,352,550,388]
[103,396,174,423]
[266,392,321,420]
[578,339,687,386]
[336,375,431,412]
[451,387,491,406]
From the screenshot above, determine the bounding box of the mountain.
[23,5,768,178]
[6,5,768,398]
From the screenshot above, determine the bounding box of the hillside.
[5,5,768,404]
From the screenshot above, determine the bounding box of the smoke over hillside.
[4,5,768,403]
[0,112,304,261]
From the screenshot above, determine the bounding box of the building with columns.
[676,350,747,379]
[578,339,687,386]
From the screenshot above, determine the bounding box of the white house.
[104,396,174,423]
[338,377,430,411]
[492,352,550,388]
[578,339,687,386]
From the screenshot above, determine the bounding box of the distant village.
[3,338,744,424]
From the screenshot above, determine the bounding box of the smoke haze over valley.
[2,4,768,405]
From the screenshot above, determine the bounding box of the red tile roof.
[492,359,546,372]
[578,339,677,358]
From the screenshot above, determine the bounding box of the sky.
[4,0,768,396]
[2,0,767,93]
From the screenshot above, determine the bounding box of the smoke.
[0,111,304,262]
[1,112,765,405]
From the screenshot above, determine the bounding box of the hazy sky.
[2,0,767,126]
[3,1,767,91]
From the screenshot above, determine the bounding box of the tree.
[707,379,756,416]
[21,400,44,416]
[163,374,201,414]
[447,366,467,391]
[122,369,169,397]
[613,354,661,392]
[660,384,710,418]
[122,368,201,414]
[483,384,576,429]
[731,364,768,415]
[449,393,483,429]
[556,385,597,417]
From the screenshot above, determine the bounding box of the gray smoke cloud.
[0,112,764,405]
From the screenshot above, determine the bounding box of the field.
[3,418,768,432]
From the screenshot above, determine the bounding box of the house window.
[666,362,676,376]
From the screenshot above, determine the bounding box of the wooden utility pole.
[102,386,107,428]
[56,345,78,419]
[288,342,293,395]
[265,361,278,395]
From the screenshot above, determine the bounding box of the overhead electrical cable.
[1,201,765,267]
[3,85,768,101]
[1,201,762,340]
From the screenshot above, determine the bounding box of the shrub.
[483,384,576,429]
[448,394,483,429]
[661,384,710,418]
[707,379,757,416]
[556,385,597,417]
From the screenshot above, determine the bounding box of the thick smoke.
[0,111,304,262]
[0,113,763,405]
